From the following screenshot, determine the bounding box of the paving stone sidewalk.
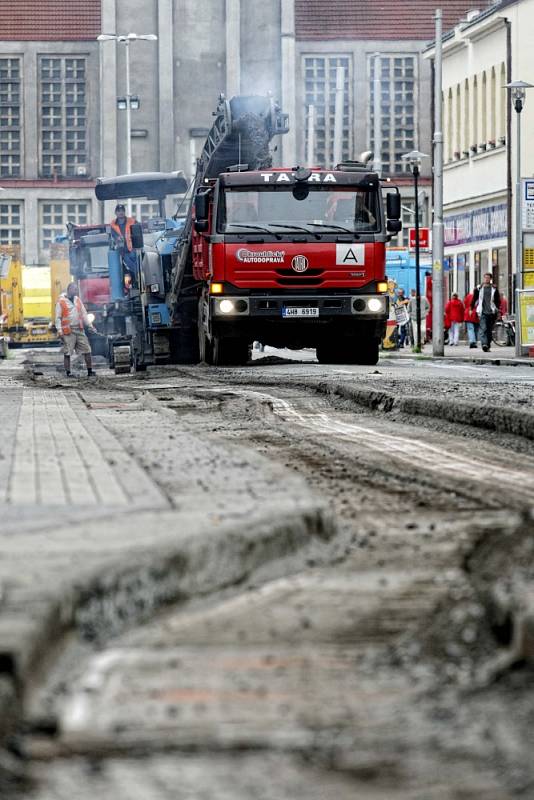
[0,355,333,778]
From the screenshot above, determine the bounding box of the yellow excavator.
[0,243,71,348]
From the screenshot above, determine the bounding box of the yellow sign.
[519,291,534,346]
[524,248,534,269]
[524,271,534,288]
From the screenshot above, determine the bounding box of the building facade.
[427,0,534,306]
[0,0,487,265]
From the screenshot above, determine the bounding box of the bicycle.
[492,315,515,347]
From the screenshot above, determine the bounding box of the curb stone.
[382,351,534,368]
[303,379,534,441]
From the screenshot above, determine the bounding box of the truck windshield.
[219,186,380,234]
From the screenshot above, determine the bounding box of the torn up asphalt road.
[3,354,534,798]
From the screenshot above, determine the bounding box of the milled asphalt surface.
[2,345,534,798]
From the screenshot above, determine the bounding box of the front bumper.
[211,293,388,321]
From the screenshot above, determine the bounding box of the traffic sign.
[409,227,430,251]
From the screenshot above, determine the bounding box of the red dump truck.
[169,95,402,366]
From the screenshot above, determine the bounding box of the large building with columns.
[0,0,487,265]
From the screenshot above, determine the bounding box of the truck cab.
[194,164,401,365]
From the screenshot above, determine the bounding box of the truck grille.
[274,268,324,287]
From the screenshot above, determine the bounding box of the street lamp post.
[505,80,533,357]
[97,33,158,214]
[402,150,429,352]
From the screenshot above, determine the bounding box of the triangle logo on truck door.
[336,243,365,266]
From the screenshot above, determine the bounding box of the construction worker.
[110,203,137,275]
[55,282,97,378]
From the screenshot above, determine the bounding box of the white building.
[427,0,534,306]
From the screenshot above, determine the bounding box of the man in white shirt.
[55,282,97,377]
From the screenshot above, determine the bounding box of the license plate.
[282,306,319,318]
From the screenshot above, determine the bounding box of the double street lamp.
[505,79,533,356]
[402,150,428,352]
[97,33,158,212]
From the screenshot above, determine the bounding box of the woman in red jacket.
[444,293,464,345]
[464,291,479,348]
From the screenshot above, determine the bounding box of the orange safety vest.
[59,296,84,335]
[110,217,135,251]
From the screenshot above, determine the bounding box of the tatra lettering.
[256,172,339,184]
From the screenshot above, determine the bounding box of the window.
[0,58,21,177]
[369,55,416,174]
[39,57,87,177]
[303,55,352,166]
[131,201,161,222]
[499,63,506,144]
[39,201,89,253]
[0,202,22,245]
[463,79,469,157]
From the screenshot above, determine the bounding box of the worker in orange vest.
[55,282,97,378]
[110,203,137,275]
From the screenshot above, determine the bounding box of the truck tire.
[316,342,341,364]
[198,300,214,364]
[212,335,250,366]
[353,338,379,365]
[169,329,200,364]
[199,330,214,364]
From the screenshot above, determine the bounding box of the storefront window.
[456,253,468,298]
[474,250,488,288]
[443,256,453,297]
[492,247,508,306]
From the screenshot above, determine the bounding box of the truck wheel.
[353,338,379,365]
[199,330,214,364]
[198,301,214,364]
[316,342,341,364]
[169,330,200,364]
[212,335,250,366]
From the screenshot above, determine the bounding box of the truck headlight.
[367,298,383,312]
[219,299,235,314]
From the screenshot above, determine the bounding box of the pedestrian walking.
[464,290,479,348]
[395,288,410,347]
[471,273,501,352]
[55,282,97,377]
[445,293,464,346]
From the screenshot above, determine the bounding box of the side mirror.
[386,219,402,233]
[194,193,209,222]
[194,220,209,233]
[386,192,401,220]
[130,222,144,249]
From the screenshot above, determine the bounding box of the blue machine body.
[148,303,171,327]
[108,248,124,302]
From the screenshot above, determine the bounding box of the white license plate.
[282,306,319,318]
